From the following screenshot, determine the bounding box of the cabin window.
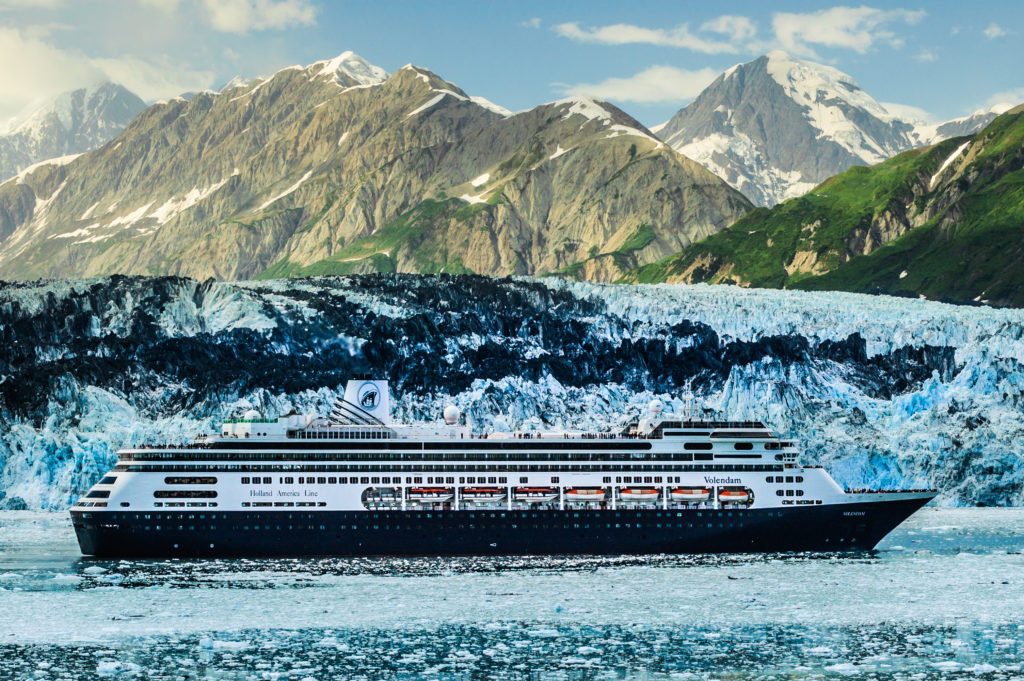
[786,490,795,497]
[86,490,110,498]
[795,476,804,483]
[154,490,217,498]
[796,490,804,496]
[684,442,713,451]
[99,476,118,485]
[734,443,753,451]
[241,477,250,484]
[785,476,794,483]
[776,490,784,496]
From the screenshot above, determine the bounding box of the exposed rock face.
[657,52,1001,206]
[0,53,751,283]
[0,83,145,181]
[627,105,1024,307]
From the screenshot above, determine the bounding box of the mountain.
[657,52,1002,206]
[626,105,1024,306]
[0,52,751,283]
[1,274,1021,509]
[0,82,145,181]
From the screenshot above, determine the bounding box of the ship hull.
[71,495,933,558]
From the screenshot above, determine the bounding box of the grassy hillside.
[625,106,1024,306]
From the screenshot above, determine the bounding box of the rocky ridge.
[0,52,751,283]
[0,83,145,182]
[657,52,1003,206]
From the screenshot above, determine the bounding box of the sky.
[1,0,1022,130]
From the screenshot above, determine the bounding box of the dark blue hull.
[71,496,932,558]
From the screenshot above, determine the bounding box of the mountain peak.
[311,51,388,86]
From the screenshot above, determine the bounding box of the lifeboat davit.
[564,488,606,503]
[461,487,506,503]
[619,488,660,502]
[671,488,710,502]
[407,487,454,503]
[718,489,750,503]
[513,487,558,503]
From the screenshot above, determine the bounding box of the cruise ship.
[70,379,936,557]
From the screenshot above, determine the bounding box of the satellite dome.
[243,409,260,420]
[648,399,664,415]
[443,405,461,425]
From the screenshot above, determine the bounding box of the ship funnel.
[332,379,391,426]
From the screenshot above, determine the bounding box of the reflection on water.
[0,508,1022,679]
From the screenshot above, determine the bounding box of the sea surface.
[0,508,1021,680]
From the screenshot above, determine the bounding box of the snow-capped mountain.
[0,52,749,283]
[0,82,145,182]
[657,52,1003,206]
[1,275,1020,509]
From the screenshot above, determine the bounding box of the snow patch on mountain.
[312,51,389,86]
[149,177,233,225]
[470,96,512,117]
[930,140,971,189]
[256,170,313,211]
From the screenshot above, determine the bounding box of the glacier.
[0,274,1021,509]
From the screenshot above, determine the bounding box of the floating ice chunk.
[825,662,862,675]
[83,566,107,575]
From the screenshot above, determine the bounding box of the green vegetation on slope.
[625,106,1024,306]
[254,197,486,279]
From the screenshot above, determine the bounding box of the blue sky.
[1,0,1021,128]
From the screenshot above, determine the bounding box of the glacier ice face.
[0,275,1021,509]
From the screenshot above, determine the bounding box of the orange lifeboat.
[718,489,750,504]
[461,487,506,503]
[564,488,605,503]
[671,488,710,502]
[513,487,558,503]
[619,488,660,503]
[407,487,454,503]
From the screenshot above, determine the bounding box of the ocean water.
[0,509,1021,680]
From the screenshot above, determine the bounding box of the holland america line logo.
[358,382,379,409]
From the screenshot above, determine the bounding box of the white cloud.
[553,20,743,54]
[137,0,181,12]
[983,22,1007,39]
[0,27,213,123]
[700,15,757,42]
[91,54,214,100]
[0,0,65,8]
[880,101,934,123]
[522,17,541,29]
[772,6,926,59]
[985,88,1024,111]
[200,0,315,34]
[556,65,720,104]
[913,48,937,62]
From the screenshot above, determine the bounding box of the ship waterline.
[70,379,936,557]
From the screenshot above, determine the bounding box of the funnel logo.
[357,382,379,410]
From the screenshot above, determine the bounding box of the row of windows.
[235,474,725,486]
[153,490,218,498]
[164,477,217,485]
[128,451,720,463]
[80,509,785,523]
[775,489,805,497]
[115,463,785,474]
[766,475,804,483]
